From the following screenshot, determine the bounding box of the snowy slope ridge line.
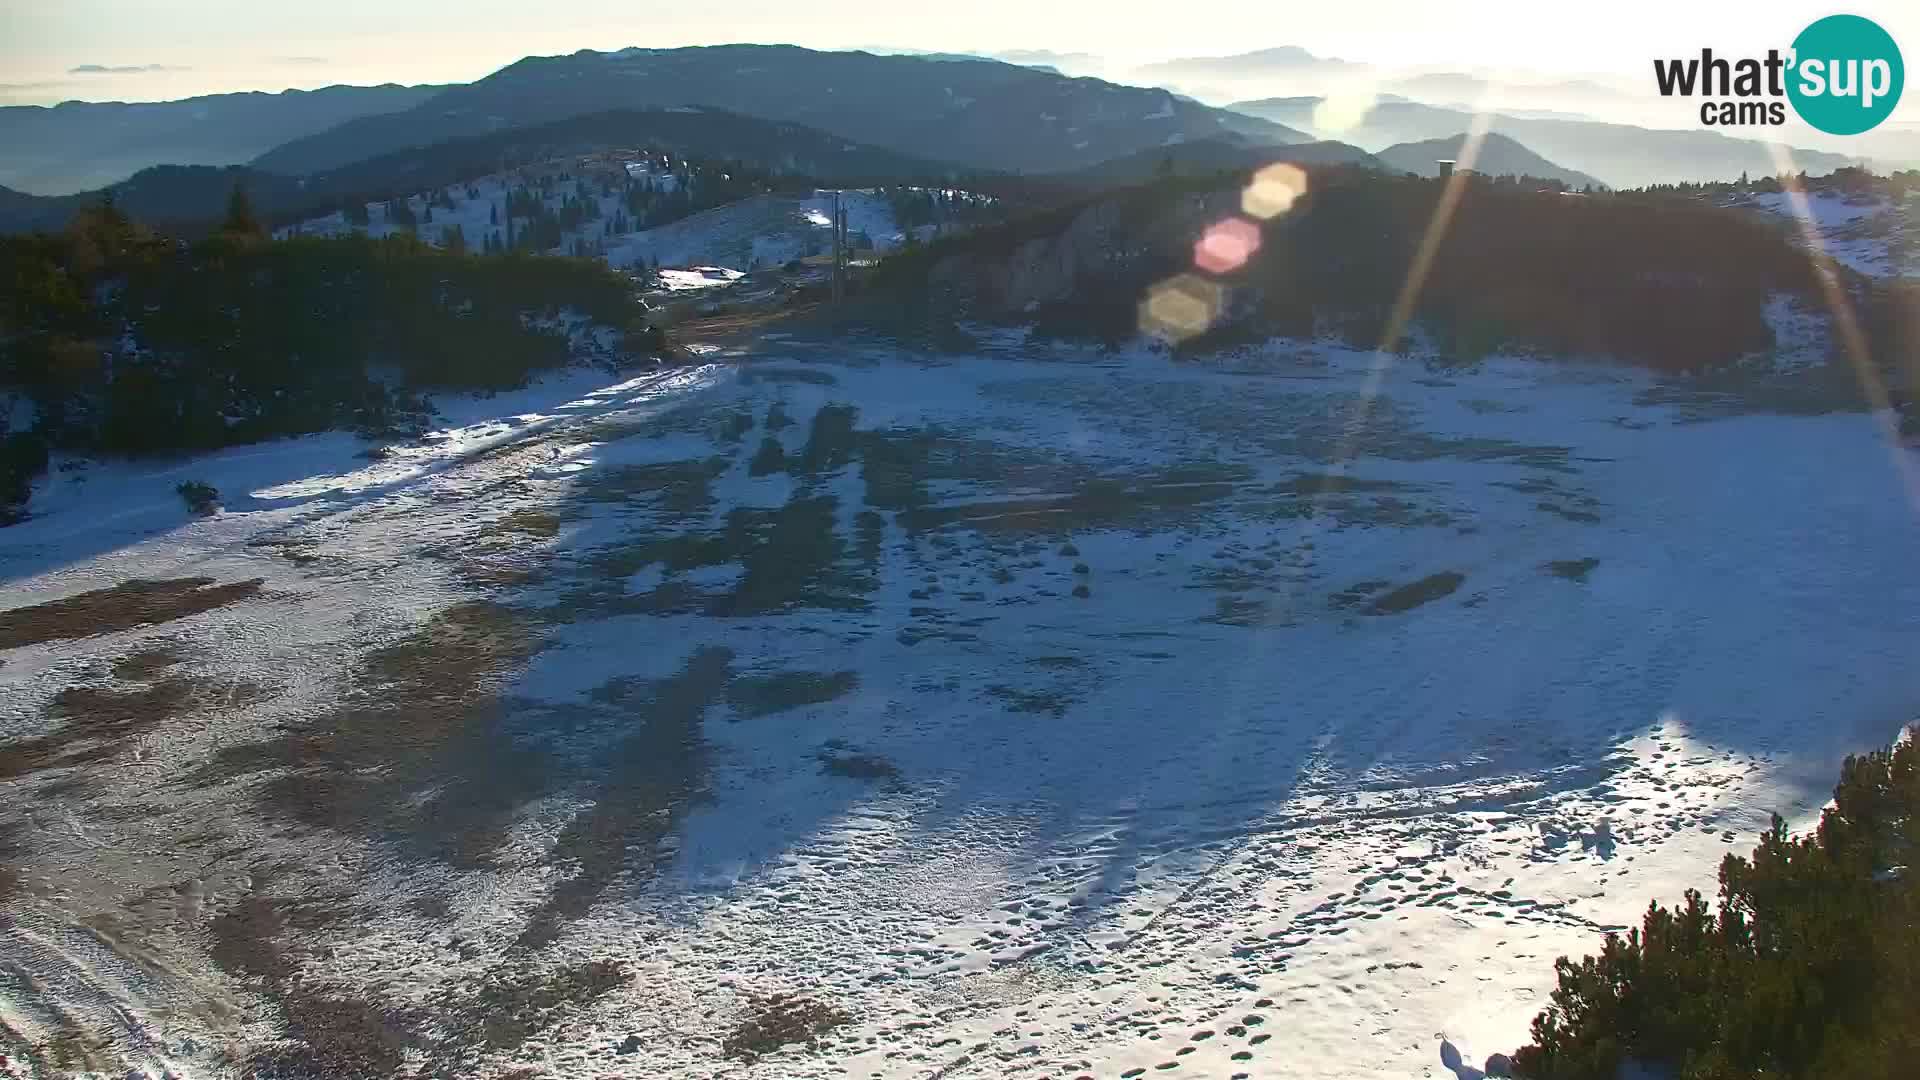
[0,340,1915,1079]
[284,176,915,278]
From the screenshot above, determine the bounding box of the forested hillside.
[0,199,659,517]
[878,166,1919,377]
[0,108,978,236]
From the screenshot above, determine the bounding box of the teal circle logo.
[1787,14,1903,135]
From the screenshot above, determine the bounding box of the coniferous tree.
[222,183,265,239]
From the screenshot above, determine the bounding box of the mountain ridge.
[0,83,445,195]
[1375,132,1605,189]
[1228,96,1860,187]
[0,107,989,234]
[251,45,1310,178]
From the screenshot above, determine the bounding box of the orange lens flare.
[1139,274,1224,344]
[1242,162,1309,221]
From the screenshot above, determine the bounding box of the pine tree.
[222,183,265,239]
[444,224,467,255]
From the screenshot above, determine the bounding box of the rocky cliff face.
[922,184,1244,317]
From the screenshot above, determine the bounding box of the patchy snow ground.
[279,173,906,281]
[3,333,1917,1079]
[1740,189,1920,278]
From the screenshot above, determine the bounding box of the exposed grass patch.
[0,670,265,782]
[980,378,1576,472]
[718,409,755,443]
[109,640,188,680]
[1496,476,1603,525]
[1273,472,1413,496]
[1537,502,1603,524]
[817,742,902,784]
[798,404,860,473]
[211,882,422,1080]
[1206,594,1270,626]
[496,509,561,538]
[198,602,543,868]
[856,428,1101,511]
[1328,580,1392,608]
[727,670,859,719]
[20,1027,116,1076]
[568,495,878,614]
[0,577,264,649]
[0,821,22,904]
[1363,572,1466,615]
[245,993,422,1080]
[443,961,632,1051]
[516,647,733,950]
[749,436,789,476]
[580,459,724,514]
[898,477,1238,536]
[1545,558,1601,582]
[987,684,1078,718]
[723,993,852,1061]
[740,366,839,386]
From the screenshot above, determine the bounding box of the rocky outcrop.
[922,184,1243,317]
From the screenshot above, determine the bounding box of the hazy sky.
[3,0,1917,115]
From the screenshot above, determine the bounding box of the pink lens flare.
[1194,217,1263,275]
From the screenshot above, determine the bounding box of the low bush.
[176,481,219,515]
[1513,728,1920,1079]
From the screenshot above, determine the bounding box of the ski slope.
[3,330,1916,1078]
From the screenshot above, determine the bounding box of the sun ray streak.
[1764,142,1920,512]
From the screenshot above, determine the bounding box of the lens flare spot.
[1311,90,1379,135]
[1140,274,1224,344]
[1194,217,1263,274]
[1242,162,1309,220]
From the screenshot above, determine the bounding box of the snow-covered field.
[3,330,1916,1078]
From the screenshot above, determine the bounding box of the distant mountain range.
[0,107,978,234]
[1375,133,1604,189]
[1052,136,1379,188]
[1136,46,1364,83]
[1129,47,1640,116]
[1125,46,1920,174]
[1229,97,1859,188]
[1,41,1889,219]
[253,46,1309,179]
[0,83,442,196]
